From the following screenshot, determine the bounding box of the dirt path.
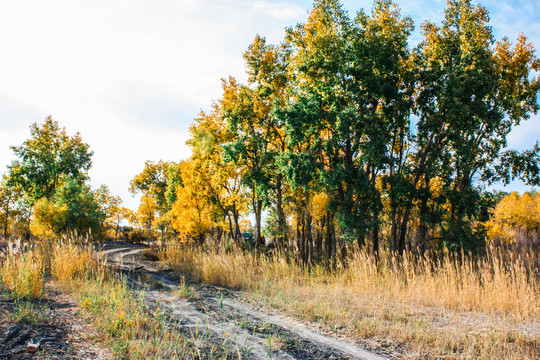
[100,242,388,360]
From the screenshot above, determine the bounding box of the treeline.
[2,0,539,261]
[132,0,540,262]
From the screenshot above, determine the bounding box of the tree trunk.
[276,174,288,250]
[357,231,365,250]
[3,205,9,239]
[390,208,398,251]
[255,199,263,253]
[398,208,411,254]
[325,211,334,266]
[296,219,303,264]
[372,212,379,258]
[233,208,241,241]
[227,213,234,241]
[316,217,323,261]
[3,192,12,238]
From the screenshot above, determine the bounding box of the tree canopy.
[149,0,540,262]
[8,116,93,204]
[3,116,119,239]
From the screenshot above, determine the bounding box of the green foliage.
[2,116,122,240]
[31,178,105,238]
[165,162,183,208]
[8,116,93,203]
[150,0,540,257]
[130,160,173,213]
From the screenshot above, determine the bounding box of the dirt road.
[100,242,389,360]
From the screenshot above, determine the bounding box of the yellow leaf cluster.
[486,192,540,245]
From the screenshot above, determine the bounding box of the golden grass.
[162,243,540,359]
[342,247,540,318]
[51,239,102,283]
[0,242,45,300]
[46,240,213,359]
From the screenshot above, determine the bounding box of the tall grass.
[162,242,540,359]
[0,241,45,300]
[51,239,102,283]
[342,247,540,318]
[163,243,540,318]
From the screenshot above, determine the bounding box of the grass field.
[162,242,540,359]
[3,238,539,359]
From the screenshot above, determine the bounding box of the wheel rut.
[100,242,388,360]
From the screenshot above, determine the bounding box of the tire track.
[100,242,387,360]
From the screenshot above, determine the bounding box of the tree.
[487,192,540,245]
[400,0,540,251]
[8,116,93,203]
[30,178,105,238]
[277,0,414,262]
[243,35,292,248]
[169,160,214,243]
[0,175,24,238]
[130,160,172,213]
[221,77,273,250]
[169,0,540,258]
[187,106,248,242]
[137,194,159,231]
[94,185,127,240]
[130,160,182,239]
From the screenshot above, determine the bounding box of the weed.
[219,290,224,312]
[8,300,53,324]
[51,240,103,283]
[176,277,196,299]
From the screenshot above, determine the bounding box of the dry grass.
[48,240,231,359]
[342,247,540,318]
[51,239,103,283]
[0,239,238,359]
[0,240,45,300]
[162,243,540,359]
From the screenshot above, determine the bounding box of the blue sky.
[0,0,538,209]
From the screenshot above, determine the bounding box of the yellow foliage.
[169,160,213,242]
[137,195,158,230]
[30,198,67,239]
[429,176,445,198]
[310,192,329,222]
[487,192,540,244]
[170,106,248,239]
[238,219,253,233]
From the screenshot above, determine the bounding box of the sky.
[0,0,538,210]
